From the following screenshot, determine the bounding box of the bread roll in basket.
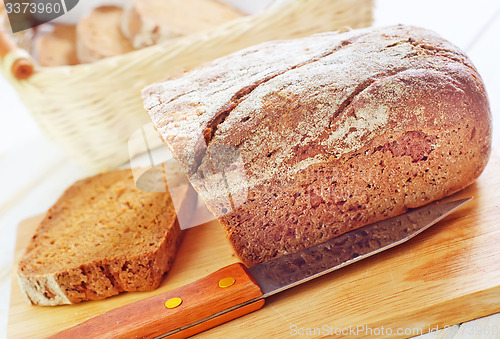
[0,0,373,170]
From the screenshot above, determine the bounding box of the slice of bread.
[36,24,79,67]
[17,168,196,306]
[77,5,134,63]
[122,0,244,48]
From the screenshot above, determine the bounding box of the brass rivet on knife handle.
[218,277,236,288]
[165,298,182,309]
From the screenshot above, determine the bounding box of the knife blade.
[50,197,471,339]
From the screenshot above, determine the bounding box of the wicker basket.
[0,0,373,171]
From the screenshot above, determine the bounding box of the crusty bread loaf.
[121,0,243,48]
[142,25,492,266]
[36,24,78,67]
[77,6,134,63]
[18,169,196,306]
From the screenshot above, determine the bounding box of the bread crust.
[143,25,492,265]
[18,169,196,305]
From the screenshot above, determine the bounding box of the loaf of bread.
[18,169,196,306]
[121,0,243,48]
[36,24,79,67]
[142,25,492,266]
[77,6,134,63]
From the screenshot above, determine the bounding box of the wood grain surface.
[8,152,500,338]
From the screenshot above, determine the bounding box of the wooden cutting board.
[8,152,500,338]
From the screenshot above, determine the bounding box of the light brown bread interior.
[18,169,195,305]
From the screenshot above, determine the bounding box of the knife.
[50,197,471,339]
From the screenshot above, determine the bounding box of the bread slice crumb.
[17,168,196,305]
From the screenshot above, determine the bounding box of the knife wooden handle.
[49,263,264,339]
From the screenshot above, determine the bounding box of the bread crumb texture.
[18,169,182,305]
[143,25,492,265]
